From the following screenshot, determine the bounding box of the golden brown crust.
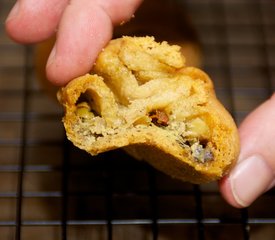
[58,36,239,184]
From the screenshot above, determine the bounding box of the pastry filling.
[75,100,214,163]
[177,139,214,163]
[149,109,169,127]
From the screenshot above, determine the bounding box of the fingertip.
[220,154,274,208]
[46,51,87,86]
[46,57,92,86]
[219,176,244,209]
[45,45,64,86]
[6,16,52,44]
[5,1,20,39]
[5,1,20,22]
[45,39,104,86]
[5,2,24,43]
[46,0,113,86]
[5,0,67,44]
[45,66,70,87]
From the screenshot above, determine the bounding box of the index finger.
[46,0,143,85]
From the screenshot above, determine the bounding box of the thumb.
[219,93,275,208]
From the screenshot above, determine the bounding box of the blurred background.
[1,0,275,239]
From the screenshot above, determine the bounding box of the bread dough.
[58,36,239,184]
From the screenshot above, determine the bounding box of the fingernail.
[47,44,57,67]
[230,155,274,207]
[6,2,20,22]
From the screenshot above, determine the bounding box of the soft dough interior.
[67,37,216,163]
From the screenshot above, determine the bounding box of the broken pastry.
[58,36,239,184]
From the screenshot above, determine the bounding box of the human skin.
[5,0,143,85]
[5,0,275,208]
[219,93,275,208]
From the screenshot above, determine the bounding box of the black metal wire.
[61,138,70,240]
[193,185,205,240]
[104,156,114,240]
[15,46,31,240]
[241,208,250,240]
[148,167,159,240]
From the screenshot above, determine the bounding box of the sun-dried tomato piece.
[149,110,169,127]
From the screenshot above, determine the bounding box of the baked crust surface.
[58,36,239,184]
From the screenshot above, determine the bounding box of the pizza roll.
[58,36,239,184]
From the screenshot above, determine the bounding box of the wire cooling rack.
[1,0,275,239]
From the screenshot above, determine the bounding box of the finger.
[219,93,275,208]
[46,0,113,85]
[46,0,143,85]
[5,0,68,43]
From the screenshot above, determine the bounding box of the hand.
[6,0,275,209]
[219,93,275,208]
[5,0,143,85]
